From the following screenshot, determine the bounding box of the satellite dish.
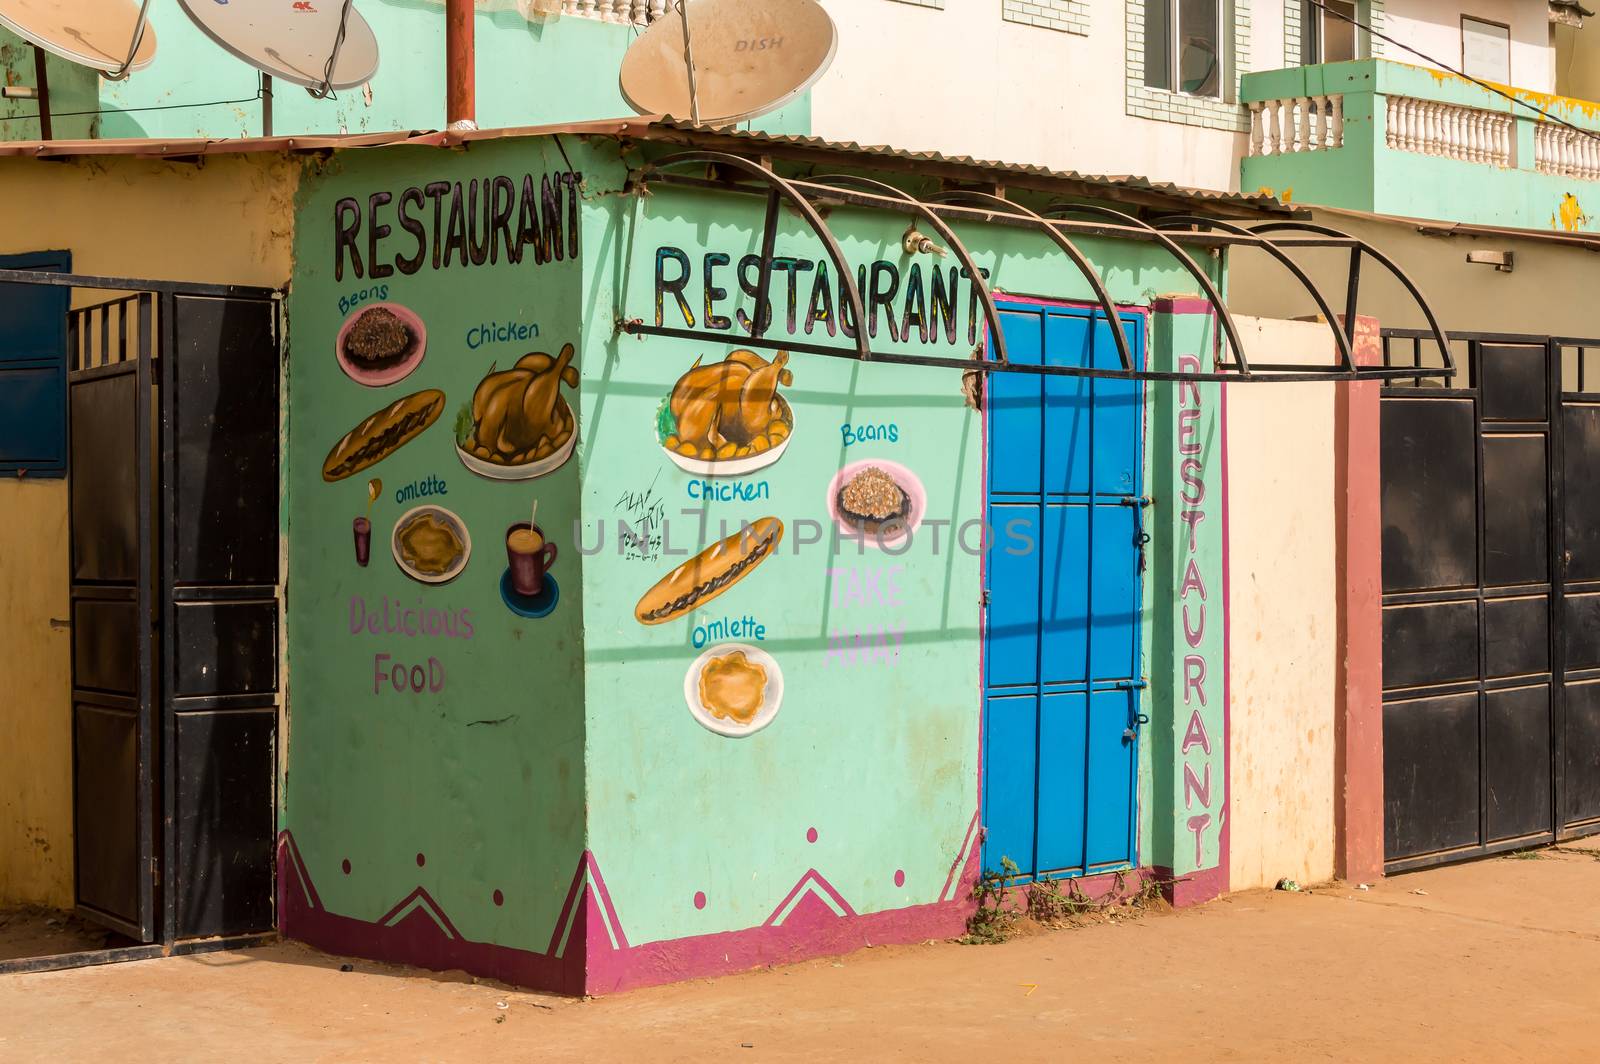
[0,0,157,73]
[620,0,836,125]
[176,0,379,91]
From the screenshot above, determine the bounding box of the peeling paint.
[1556,192,1590,232]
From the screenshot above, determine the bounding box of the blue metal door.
[983,302,1145,880]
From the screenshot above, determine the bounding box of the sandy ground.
[4,840,1600,1062]
[0,907,112,962]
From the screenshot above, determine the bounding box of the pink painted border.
[277,830,980,997]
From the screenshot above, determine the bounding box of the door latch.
[1120,495,1153,573]
[1119,679,1150,741]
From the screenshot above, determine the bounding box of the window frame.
[1461,15,1512,84]
[0,250,72,479]
[1144,0,1227,99]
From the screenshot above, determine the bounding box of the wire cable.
[1303,0,1600,142]
[308,0,356,100]
[2,88,265,124]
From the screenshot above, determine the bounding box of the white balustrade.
[1536,123,1600,181]
[1246,95,1344,156]
[1381,95,1514,166]
[561,0,656,21]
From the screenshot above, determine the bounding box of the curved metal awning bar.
[1248,220,1456,378]
[642,151,874,360]
[1156,214,1357,375]
[1043,202,1253,377]
[805,173,1011,366]
[625,151,1445,383]
[922,188,1137,373]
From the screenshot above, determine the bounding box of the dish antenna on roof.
[620,0,836,126]
[0,0,158,75]
[175,0,380,93]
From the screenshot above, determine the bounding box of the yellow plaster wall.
[0,154,298,908]
[1225,316,1339,891]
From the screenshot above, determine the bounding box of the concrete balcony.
[1241,59,1600,234]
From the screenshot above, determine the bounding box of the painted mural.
[282,134,1233,993]
[284,138,590,989]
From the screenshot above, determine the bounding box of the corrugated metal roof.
[0,115,1293,215]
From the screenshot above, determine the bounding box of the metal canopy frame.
[622,150,1455,383]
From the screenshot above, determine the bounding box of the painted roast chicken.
[462,343,579,466]
[663,349,794,462]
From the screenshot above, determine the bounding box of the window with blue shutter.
[0,250,71,478]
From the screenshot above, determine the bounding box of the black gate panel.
[1485,685,1553,841]
[1484,596,1549,677]
[173,711,277,938]
[1564,681,1600,826]
[1380,338,1566,871]
[1482,436,1547,586]
[73,705,140,922]
[1562,404,1600,581]
[1382,602,1478,688]
[161,294,280,940]
[1480,345,1548,422]
[1380,398,1476,592]
[1384,694,1480,858]
[68,300,156,942]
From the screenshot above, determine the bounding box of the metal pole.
[679,0,701,125]
[445,0,476,130]
[261,73,273,138]
[33,47,51,140]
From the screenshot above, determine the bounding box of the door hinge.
[980,588,991,607]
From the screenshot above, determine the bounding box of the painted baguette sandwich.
[634,517,784,625]
[322,389,446,482]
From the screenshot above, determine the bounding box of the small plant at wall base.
[963,864,1174,943]
[962,856,1022,944]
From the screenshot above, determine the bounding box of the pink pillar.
[1334,315,1385,883]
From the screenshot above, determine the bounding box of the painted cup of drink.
[353,516,372,567]
[506,522,558,597]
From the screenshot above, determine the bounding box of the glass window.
[1322,1,1357,62]
[1462,16,1511,83]
[1144,0,1223,97]
[1177,0,1222,96]
[1145,0,1173,89]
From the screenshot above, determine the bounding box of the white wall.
[1225,315,1339,891]
[1384,0,1555,92]
[807,0,1563,196]
[809,0,1273,192]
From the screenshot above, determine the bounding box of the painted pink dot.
[806,827,818,844]
[693,891,707,910]
[341,859,351,876]
[894,869,906,887]
[493,889,505,907]
[415,852,426,868]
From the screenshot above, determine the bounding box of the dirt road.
[5,840,1600,1062]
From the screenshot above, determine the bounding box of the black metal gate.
[57,274,281,949]
[1379,331,1600,872]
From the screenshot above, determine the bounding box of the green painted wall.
[1243,59,1600,232]
[1147,309,1226,879]
[284,136,589,957]
[0,29,97,140]
[278,131,1233,984]
[21,3,806,140]
[574,150,1232,950]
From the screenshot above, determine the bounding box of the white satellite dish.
[620,0,837,125]
[0,0,158,73]
[176,0,379,91]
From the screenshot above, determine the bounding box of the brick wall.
[1286,0,1387,64]
[1002,0,1091,35]
[1125,0,1251,132]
